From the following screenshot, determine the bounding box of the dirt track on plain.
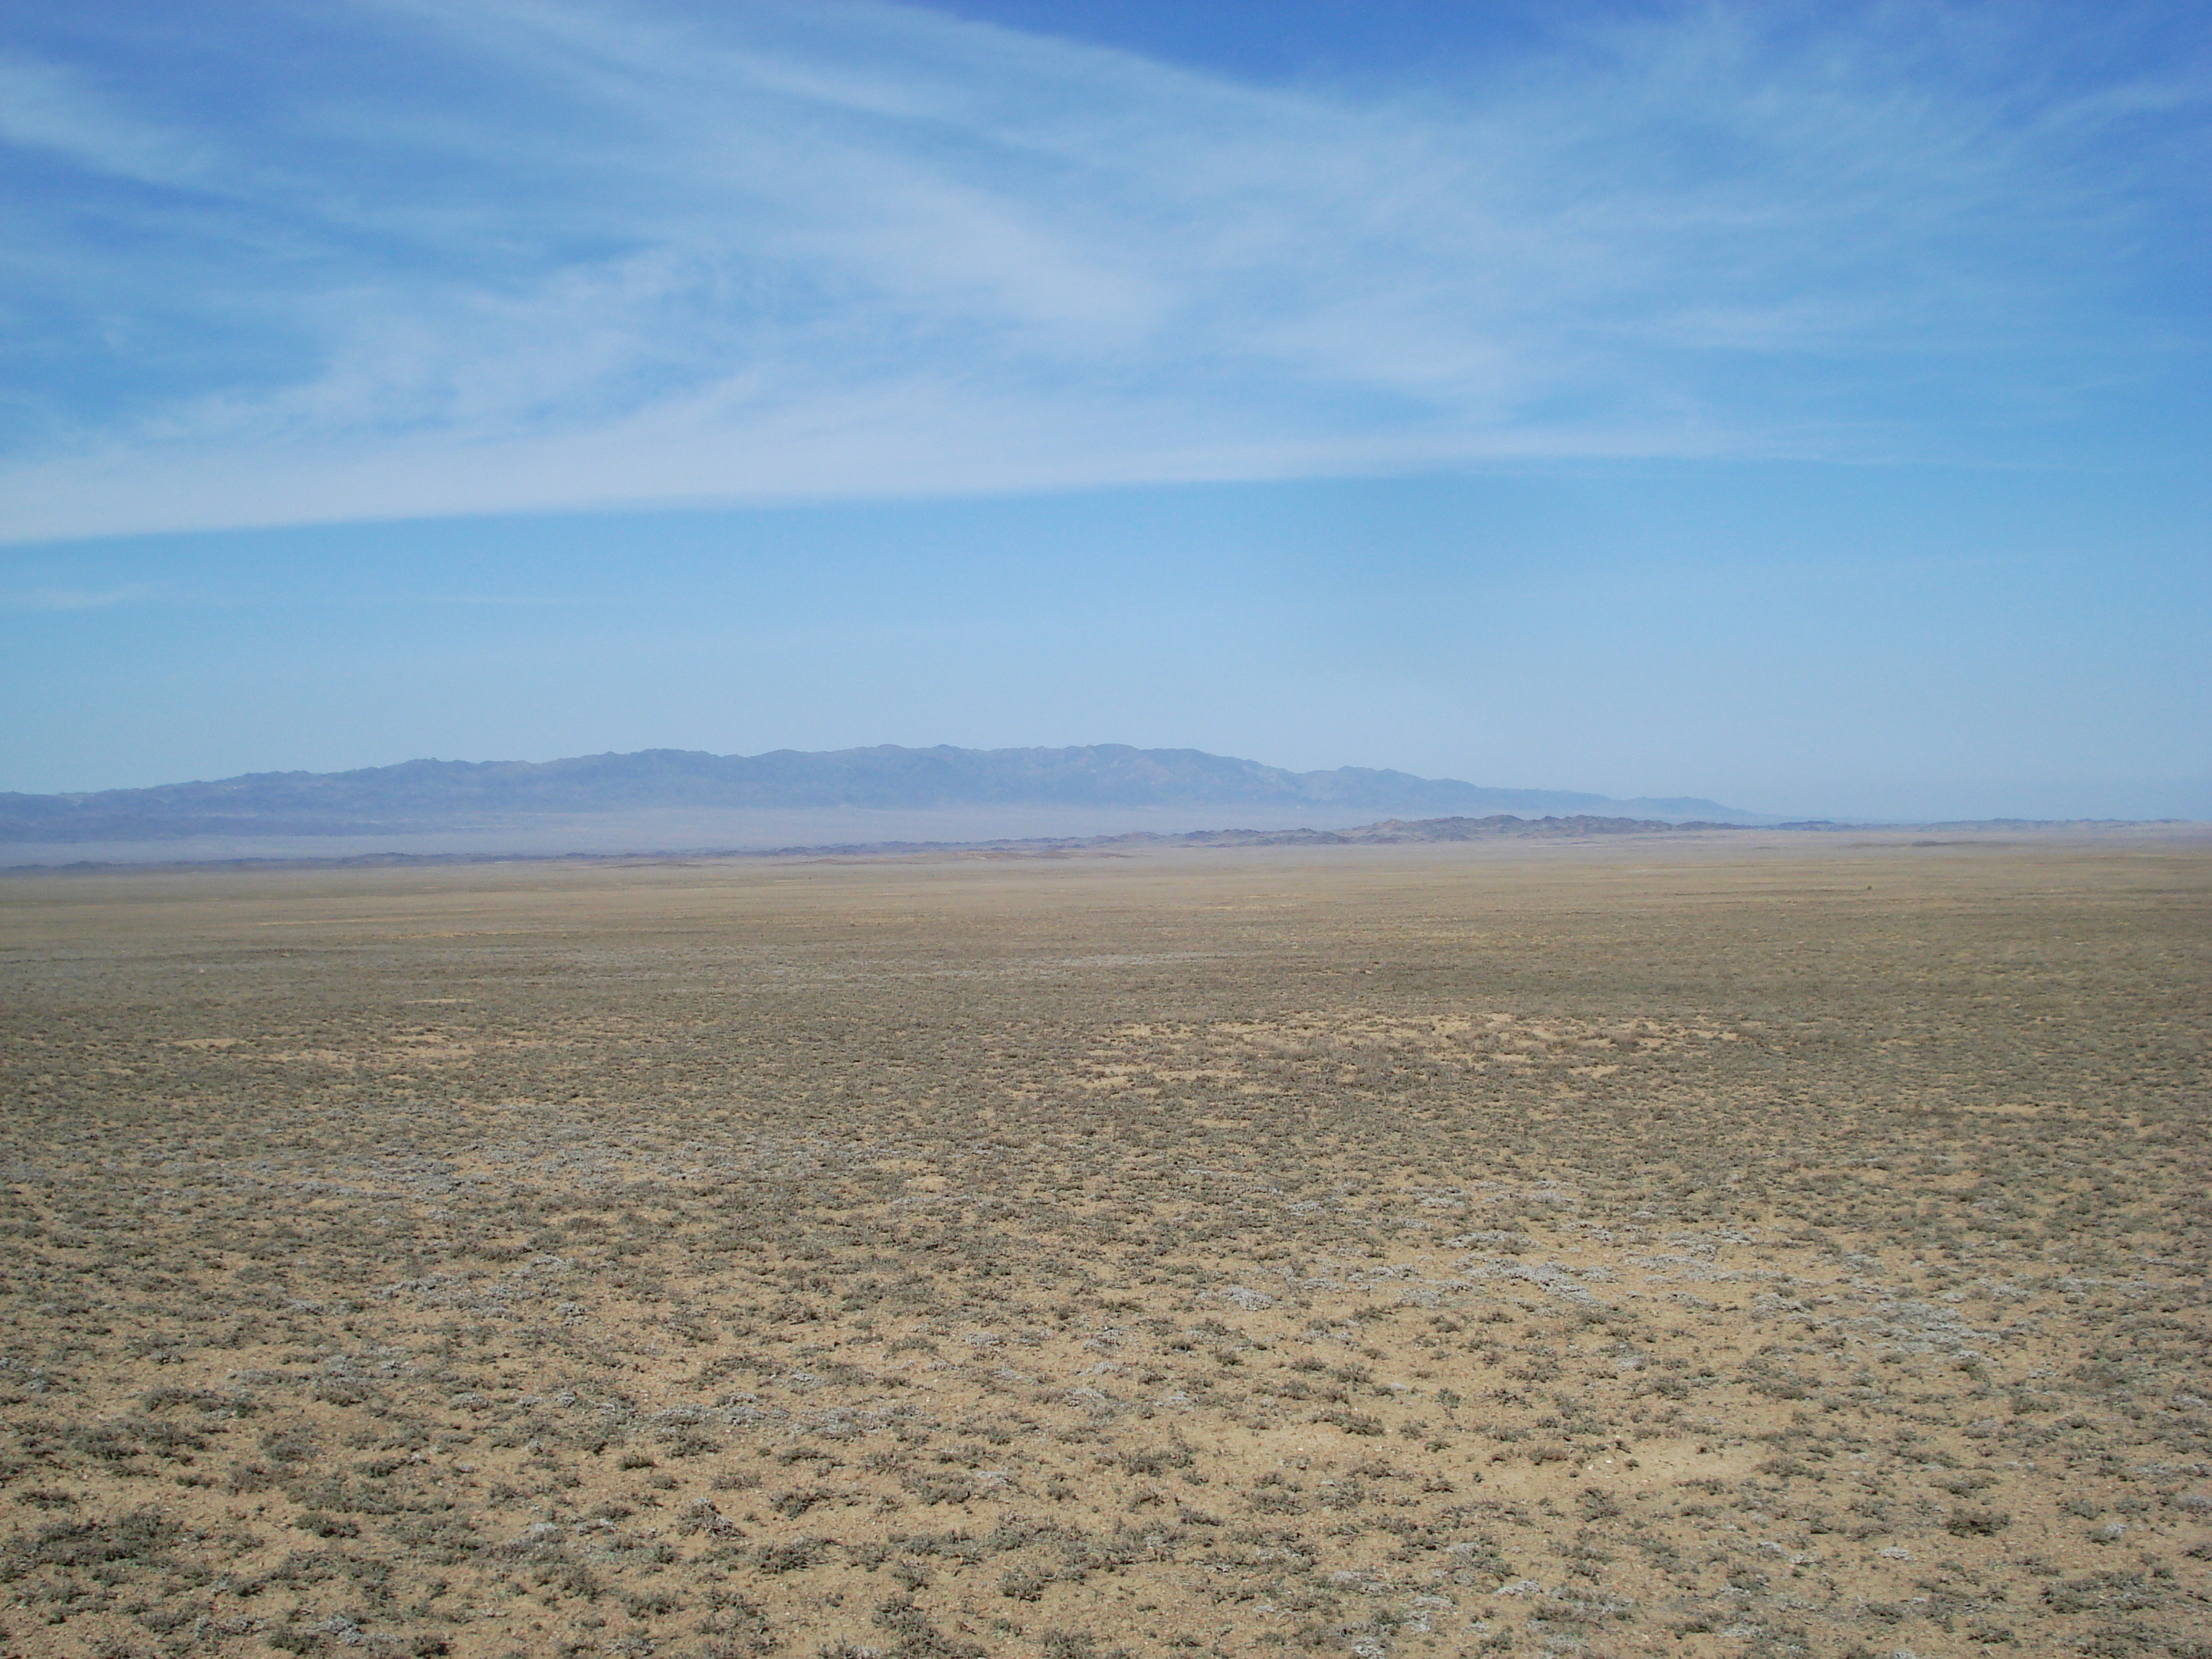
[1,832,2206,1659]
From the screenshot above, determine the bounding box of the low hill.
[1156,813,1740,846]
[0,745,1763,842]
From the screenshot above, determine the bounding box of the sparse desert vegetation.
[1,832,2206,1659]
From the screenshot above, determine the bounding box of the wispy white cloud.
[0,0,2201,542]
[0,53,219,186]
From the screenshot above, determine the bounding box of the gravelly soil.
[1,832,2206,1659]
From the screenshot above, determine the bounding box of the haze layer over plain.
[1,831,2206,1658]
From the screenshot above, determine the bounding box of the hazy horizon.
[4,732,2203,832]
[3,2,2206,822]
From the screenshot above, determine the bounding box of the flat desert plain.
[1,832,2206,1659]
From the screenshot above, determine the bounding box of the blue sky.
[2,0,2206,817]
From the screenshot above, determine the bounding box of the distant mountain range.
[0,745,1767,842]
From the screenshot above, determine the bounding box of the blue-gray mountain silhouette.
[0,745,1763,842]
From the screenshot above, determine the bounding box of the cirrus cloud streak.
[0,0,2203,542]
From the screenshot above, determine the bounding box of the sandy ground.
[1,828,2206,1659]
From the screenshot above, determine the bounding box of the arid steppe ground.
[1,831,2206,1659]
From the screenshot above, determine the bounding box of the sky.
[1,0,2206,819]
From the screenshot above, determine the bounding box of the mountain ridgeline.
[0,745,1762,842]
